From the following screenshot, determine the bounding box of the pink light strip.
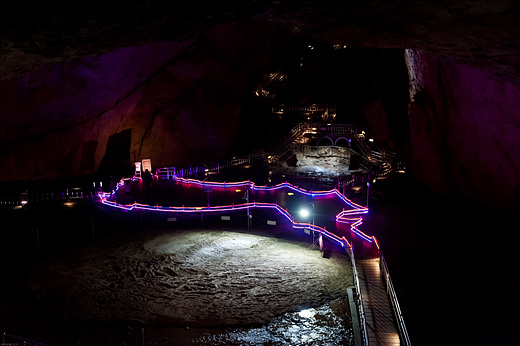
[100,197,350,249]
[168,175,369,212]
[99,175,370,246]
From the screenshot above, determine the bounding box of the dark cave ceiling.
[1,0,519,83]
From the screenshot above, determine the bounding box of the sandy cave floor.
[26,227,354,344]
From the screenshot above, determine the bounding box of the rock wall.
[405,49,520,210]
[0,22,293,181]
[0,41,192,180]
[295,146,352,175]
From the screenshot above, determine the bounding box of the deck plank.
[357,259,400,345]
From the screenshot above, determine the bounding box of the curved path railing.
[98,173,409,346]
[99,176,367,251]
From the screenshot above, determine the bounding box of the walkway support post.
[246,188,250,230]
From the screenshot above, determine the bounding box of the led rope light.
[98,175,370,247]
[100,197,350,248]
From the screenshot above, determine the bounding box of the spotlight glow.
[298,308,316,319]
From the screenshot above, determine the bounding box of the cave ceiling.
[1,0,519,83]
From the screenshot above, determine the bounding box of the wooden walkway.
[357,259,401,345]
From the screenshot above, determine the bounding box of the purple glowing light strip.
[169,175,368,212]
[174,176,251,188]
[102,199,291,218]
[100,198,349,248]
[99,176,367,246]
[336,210,374,243]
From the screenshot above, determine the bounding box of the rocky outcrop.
[0,41,192,180]
[405,49,520,210]
[0,22,293,180]
[295,146,352,175]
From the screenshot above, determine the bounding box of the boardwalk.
[357,259,400,345]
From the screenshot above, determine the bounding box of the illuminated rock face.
[405,49,520,210]
[0,41,192,180]
[295,147,351,175]
[0,23,292,180]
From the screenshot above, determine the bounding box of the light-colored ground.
[28,228,353,328]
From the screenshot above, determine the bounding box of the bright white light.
[21,200,27,205]
[298,308,316,319]
[369,138,374,142]
[299,208,310,218]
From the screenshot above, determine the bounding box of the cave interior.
[1,1,520,345]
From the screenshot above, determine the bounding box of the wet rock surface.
[27,228,353,340]
[161,299,353,345]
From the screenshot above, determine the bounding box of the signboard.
[142,159,152,173]
[221,216,231,221]
[267,220,277,226]
[135,162,142,177]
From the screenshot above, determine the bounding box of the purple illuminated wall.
[406,49,520,210]
[0,23,293,181]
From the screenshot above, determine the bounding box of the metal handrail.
[155,122,389,177]
[272,104,337,114]
[351,244,369,346]
[270,122,356,164]
[103,171,382,346]
[155,153,268,179]
[151,124,407,345]
[2,332,48,346]
[378,247,411,346]
[0,189,99,207]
